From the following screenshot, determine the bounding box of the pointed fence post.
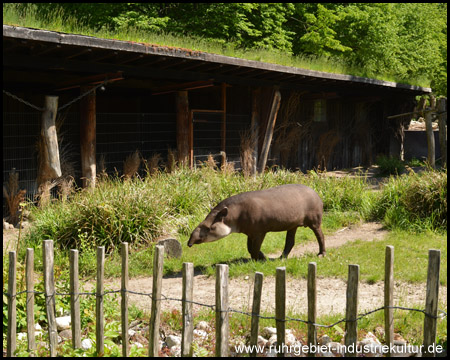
[308,262,317,357]
[149,245,164,357]
[345,264,359,357]
[7,251,17,357]
[26,248,36,352]
[182,262,194,357]
[250,272,264,357]
[275,266,286,357]
[215,264,229,357]
[70,249,81,349]
[121,242,129,357]
[384,246,394,356]
[423,249,441,357]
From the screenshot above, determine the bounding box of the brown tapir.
[187,184,325,260]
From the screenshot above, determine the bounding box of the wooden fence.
[5,241,443,357]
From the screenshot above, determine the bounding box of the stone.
[196,320,211,332]
[166,334,181,348]
[156,237,182,258]
[17,332,27,341]
[35,323,43,331]
[81,338,93,350]
[55,315,71,330]
[59,329,72,340]
[3,221,10,230]
[261,327,277,339]
[193,329,208,339]
[285,333,297,346]
[267,334,278,348]
[170,345,181,356]
[319,334,332,346]
[327,342,344,355]
[257,335,267,348]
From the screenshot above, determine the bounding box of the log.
[176,91,190,166]
[80,86,96,187]
[40,96,61,181]
[257,88,281,173]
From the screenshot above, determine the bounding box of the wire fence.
[4,241,446,357]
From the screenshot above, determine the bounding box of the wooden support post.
[257,88,281,173]
[7,251,17,358]
[43,240,58,357]
[80,86,96,188]
[345,264,359,357]
[176,91,190,166]
[276,266,286,357]
[121,243,129,357]
[96,246,105,356]
[40,96,62,182]
[423,249,441,357]
[182,262,194,357]
[250,271,264,357]
[307,262,317,357]
[189,110,194,168]
[424,96,436,168]
[251,88,260,176]
[26,248,36,352]
[221,83,227,167]
[384,246,394,356]
[70,249,81,349]
[215,264,229,357]
[149,245,164,357]
[437,98,447,167]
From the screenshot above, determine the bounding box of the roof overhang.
[3,25,432,95]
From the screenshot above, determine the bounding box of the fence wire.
[4,287,447,328]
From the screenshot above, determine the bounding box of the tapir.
[187,184,325,260]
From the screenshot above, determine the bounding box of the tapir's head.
[187,207,231,247]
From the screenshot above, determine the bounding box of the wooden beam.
[251,88,261,176]
[437,98,447,167]
[80,86,96,188]
[257,87,281,173]
[153,80,215,95]
[55,72,123,91]
[176,91,190,166]
[221,83,227,157]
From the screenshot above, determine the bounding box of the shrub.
[376,155,405,176]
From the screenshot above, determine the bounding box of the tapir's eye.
[199,226,210,237]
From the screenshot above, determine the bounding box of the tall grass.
[2,3,431,88]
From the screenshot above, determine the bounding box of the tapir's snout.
[187,242,193,248]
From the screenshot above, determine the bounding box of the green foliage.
[375,155,405,176]
[370,168,447,231]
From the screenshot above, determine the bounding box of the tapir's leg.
[311,225,326,256]
[247,234,266,261]
[280,227,297,259]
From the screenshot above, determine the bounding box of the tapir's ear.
[216,207,228,221]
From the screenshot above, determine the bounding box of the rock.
[166,335,181,348]
[170,345,181,357]
[156,237,182,258]
[17,332,27,341]
[285,333,297,346]
[193,329,208,339]
[319,334,332,346]
[374,326,385,339]
[81,338,93,350]
[327,342,344,355]
[267,334,277,348]
[59,329,72,341]
[9,223,14,230]
[196,320,211,332]
[35,323,43,331]
[133,342,144,349]
[55,315,71,330]
[128,329,136,337]
[261,327,277,339]
[3,221,10,230]
[257,335,267,348]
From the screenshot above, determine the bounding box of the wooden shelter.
[3,25,431,201]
